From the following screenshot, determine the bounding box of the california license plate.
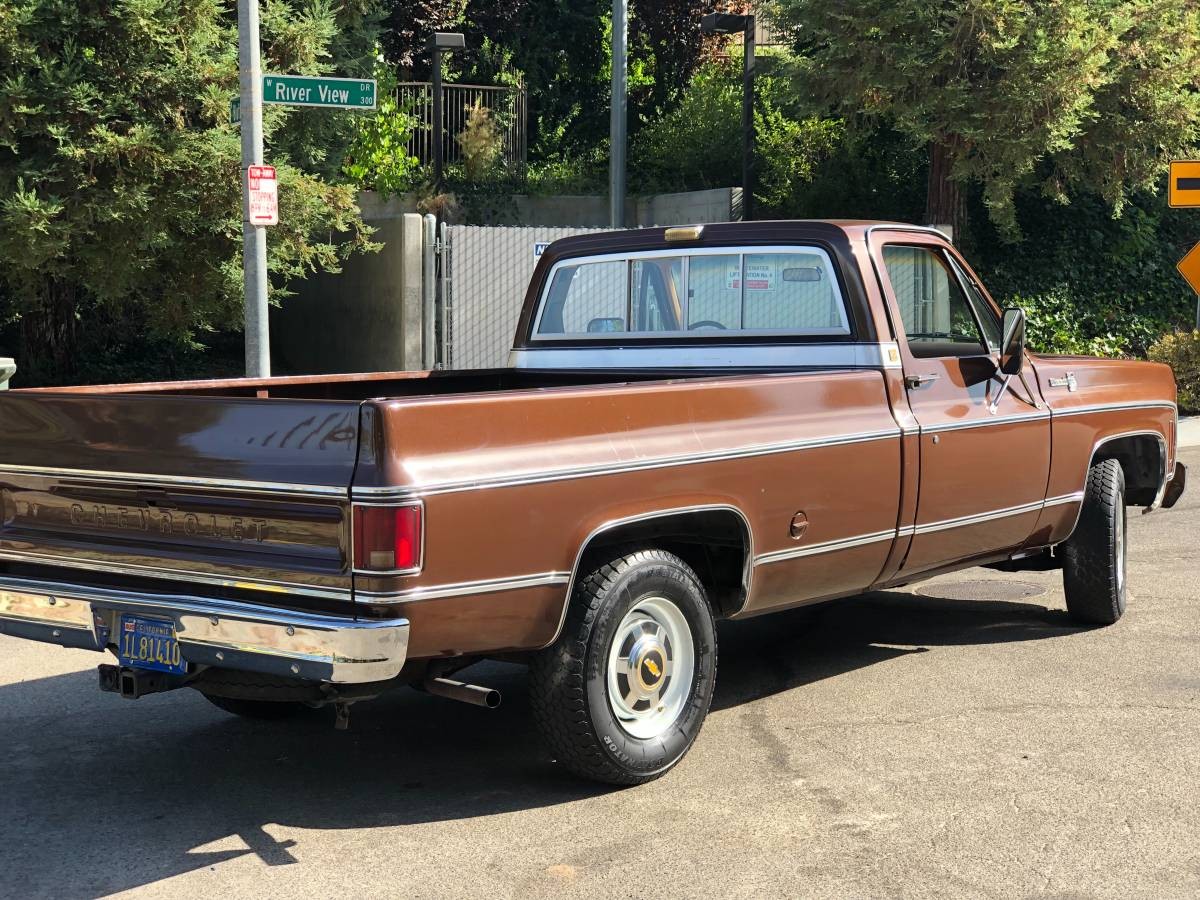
[117,615,186,675]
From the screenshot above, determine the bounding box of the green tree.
[771,0,1200,238]
[628,1,723,118]
[631,58,841,209]
[0,0,377,384]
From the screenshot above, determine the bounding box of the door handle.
[904,373,941,389]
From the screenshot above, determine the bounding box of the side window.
[882,245,987,357]
[948,257,1002,350]
[536,260,627,335]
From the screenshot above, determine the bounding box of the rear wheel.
[530,547,717,785]
[1061,458,1128,625]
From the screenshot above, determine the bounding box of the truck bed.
[20,367,688,400]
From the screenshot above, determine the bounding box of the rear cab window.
[533,247,851,341]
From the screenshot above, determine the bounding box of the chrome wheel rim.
[606,596,695,740]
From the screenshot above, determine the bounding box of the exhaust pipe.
[424,675,501,708]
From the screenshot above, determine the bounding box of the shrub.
[1148,331,1200,413]
[342,68,421,198]
[458,102,504,181]
[1005,287,1154,357]
[971,189,1197,358]
[630,57,841,205]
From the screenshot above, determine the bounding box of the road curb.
[1179,416,1200,448]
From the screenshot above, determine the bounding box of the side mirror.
[1000,308,1026,375]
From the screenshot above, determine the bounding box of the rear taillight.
[352,504,423,573]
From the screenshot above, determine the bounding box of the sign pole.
[238,0,270,378]
[609,0,628,228]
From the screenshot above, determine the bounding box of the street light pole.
[428,32,466,195]
[431,44,443,191]
[741,15,755,221]
[237,0,270,377]
[609,0,628,228]
[700,12,757,222]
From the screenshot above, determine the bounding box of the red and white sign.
[247,165,278,226]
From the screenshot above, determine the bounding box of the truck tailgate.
[0,392,361,605]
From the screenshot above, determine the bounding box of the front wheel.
[1061,458,1128,625]
[530,547,717,785]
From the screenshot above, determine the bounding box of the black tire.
[1061,458,1128,625]
[201,693,313,720]
[530,547,717,786]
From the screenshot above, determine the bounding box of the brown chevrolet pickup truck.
[0,221,1186,784]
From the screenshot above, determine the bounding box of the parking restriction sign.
[247,165,278,226]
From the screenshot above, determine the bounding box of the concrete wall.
[270,214,425,376]
[357,186,742,228]
[271,186,741,375]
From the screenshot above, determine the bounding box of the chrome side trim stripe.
[0,464,347,499]
[753,529,897,566]
[372,493,1088,604]
[753,493,1082,568]
[0,549,352,600]
[1053,401,1177,418]
[923,411,1051,433]
[356,571,571,604]
[911,500,1045,536]
[352,427,901,500]
[356,403,1175,501]
[1044,491,1085,507]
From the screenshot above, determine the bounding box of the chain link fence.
[439,225,613,369]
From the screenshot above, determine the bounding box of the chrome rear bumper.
[0,577,408,684]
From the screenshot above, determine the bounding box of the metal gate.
[437,224,614,369]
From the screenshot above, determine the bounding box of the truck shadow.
[0,588,1082,898]
[710,587,1079,711]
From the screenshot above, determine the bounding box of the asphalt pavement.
[1,448,1197,899]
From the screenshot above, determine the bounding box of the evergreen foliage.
[770,0,1200,239]
[0,0,378,384]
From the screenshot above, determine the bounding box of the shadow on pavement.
[0,589,1082,898]
[711,589,1079,711]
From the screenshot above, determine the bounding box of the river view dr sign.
[262,75,376,110]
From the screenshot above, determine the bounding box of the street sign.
[230,97,240,125]
[262,75,376,110]
[1169,160,1200,208]
[247,165,278,226]
[1178,241,1200,294]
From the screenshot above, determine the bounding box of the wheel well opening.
[1092,434,1164,506]
[582,509,751,618]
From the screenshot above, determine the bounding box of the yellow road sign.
[1169,160,1200,208]
[1178,241,1200,295]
